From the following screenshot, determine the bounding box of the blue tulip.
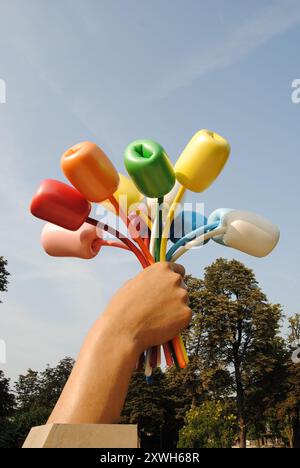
[170,210,207,244]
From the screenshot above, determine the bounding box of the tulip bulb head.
[124,139,175,198]
[208,209,280,257]
[30,179,91,231]
[175,129,231,193]
[170,210,208,244]
[41,222,102,259]
[61,141,120,202]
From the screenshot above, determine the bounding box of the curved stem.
[109,195,154,265]
[166,222,219,261]
[102,241,131,251]
[86,217,148,268]
[135,209,152,230]
[160,185,186,261]
[170,226,227,262]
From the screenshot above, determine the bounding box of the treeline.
[0,358,74,448]
[0,257,299,448]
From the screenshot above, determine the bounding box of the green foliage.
[0,418,16,448]
[178,401,237,448]
[1,407,51,448]
[275,315,300,448]
[14,357,74,413]
[288,314,300,344]
[0,357,74,448]
[185,258,285,447]
[38,357,75,408]
[15,369,40,413]
[121,369,167,435]
[0,370,15,418]
[0,256,9,302]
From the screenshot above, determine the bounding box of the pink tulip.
[41,222,102,259]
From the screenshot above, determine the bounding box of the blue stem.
[166,222,219,260]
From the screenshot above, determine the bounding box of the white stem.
[145,349,152,377]
[171,227,227,262]
[157,346,161,367]
[150,215,158,258]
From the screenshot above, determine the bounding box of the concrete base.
[22,424,139,448]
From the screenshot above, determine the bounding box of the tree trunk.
[234,363,246,448]
[191,395,197,408]
[236,387,246,448]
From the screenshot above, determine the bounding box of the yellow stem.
[135,210,152,230]
[160,185,186,261]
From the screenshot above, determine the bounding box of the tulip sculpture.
[30,131,280,380]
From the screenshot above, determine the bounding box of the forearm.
[47,263,191,425]
[48,311,139,424]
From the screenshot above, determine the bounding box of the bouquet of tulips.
[30,131,280,380]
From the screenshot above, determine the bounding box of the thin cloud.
[153,1,300,99]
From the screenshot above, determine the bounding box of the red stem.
[86,217,148,268]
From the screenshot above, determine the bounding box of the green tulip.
[124,139,175,198]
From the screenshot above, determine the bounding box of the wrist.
[93,308,142,363]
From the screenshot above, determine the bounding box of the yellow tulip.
[175,130,231,192]
[102,173,144,214]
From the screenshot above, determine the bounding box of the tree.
[163,363,202,448]
[14,357,74,413]
[0,371,16,449]
[0,256,9,302]
[289,314,300,346]
[276,315,300,448]
[121,369,168,448]
[158,275,235,448]
[38,357,74,408]
[8,357,75,447]
[14,369,40,413]
[184,275,234,404]
[0,370,15,418]
[178,400,237,448]
[5,407,51,448]
[185,258,283,448]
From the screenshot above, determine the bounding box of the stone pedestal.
[22,424,139,448]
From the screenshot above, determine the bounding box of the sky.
[0,0,299,383]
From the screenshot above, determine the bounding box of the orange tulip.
[61,141,120,202]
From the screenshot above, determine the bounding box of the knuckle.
[183,306,192,326]
[172,273,183,286]
[158,261,169,272]
[177,263,186,277]
[179,287,188,302]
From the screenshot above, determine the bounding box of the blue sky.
[0,0,299,382]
